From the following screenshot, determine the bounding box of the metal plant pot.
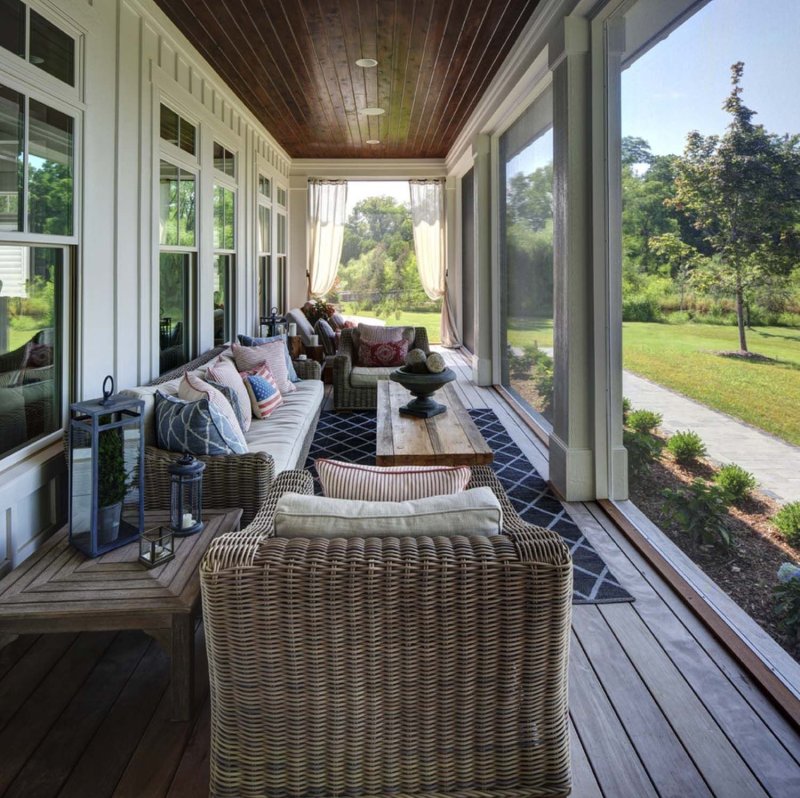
[97,502,122,545]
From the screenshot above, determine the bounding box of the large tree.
[669,62,800,352]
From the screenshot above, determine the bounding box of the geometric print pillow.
[357,338,409,367]
[178,371,246,446]
[154,392,248,456]
[232,341,296,395]
[241,364,283,419]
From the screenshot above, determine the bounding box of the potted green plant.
[96,424,132,544]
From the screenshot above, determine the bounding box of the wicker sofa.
[332,326,430,410]
[122,346,323,526]
[201,465,573,797]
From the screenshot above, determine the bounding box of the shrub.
[622,396,632,424]
[666,430,707,465]
[774,502,800,547]
[622,296,661,322]
[624,429,663,479]
[714,464,757,503]
[662,479,732,548]
[627,409,663,434]
[774,563,800,641]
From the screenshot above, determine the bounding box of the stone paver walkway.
[623,371,800,504]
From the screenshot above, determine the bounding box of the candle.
[310,334,319,346]
[182,512,195,529]
[288,323,297,336]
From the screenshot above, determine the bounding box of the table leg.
[171,613,194,722]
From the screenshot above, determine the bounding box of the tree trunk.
[736,287,748,352]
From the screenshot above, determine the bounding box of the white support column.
[472,134,493,385]
[548,16,595,501]
[287,175,308,308]
[444,175,459,344]
[593,15,628,500]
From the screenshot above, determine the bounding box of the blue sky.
[622,0,800,156]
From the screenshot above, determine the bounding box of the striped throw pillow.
[232,340,296,395]
[316,459,472,501]
[207,356,252,431]
[241,363,284,419]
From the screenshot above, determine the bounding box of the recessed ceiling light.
[366,139,381,145]
[355,58,378,68]
[360,107,385,116]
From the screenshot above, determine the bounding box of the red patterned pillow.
[357,338,409,367]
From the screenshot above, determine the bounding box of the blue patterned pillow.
[237,333,300,382]
[154,392,248,456]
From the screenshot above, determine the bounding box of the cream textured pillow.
[177,372,247,451]
[232,341,296,395]
[316,459,471,501]
[273,487,502,538]
[206,356,251,431]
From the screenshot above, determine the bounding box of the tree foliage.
[335,195,433,316]
[668,62,800,350]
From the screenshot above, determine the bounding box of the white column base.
[472,355,492,386]
[549,433,595,501]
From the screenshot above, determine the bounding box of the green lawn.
[340,306,442,344]
[623,322,800,446]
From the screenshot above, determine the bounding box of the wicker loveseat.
[201,465,573,797]
[128,346,322,526]
[332,326,430,410]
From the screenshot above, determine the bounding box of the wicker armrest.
[144,445,275,526]
[292,359,321,380]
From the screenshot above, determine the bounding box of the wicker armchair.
[201,465,573,797]
[142,348,321,526]
[332,326,430,410]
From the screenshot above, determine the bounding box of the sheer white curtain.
[307,179,348,298]
[409,179,460,347]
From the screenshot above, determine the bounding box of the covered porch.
[1,353,799,796]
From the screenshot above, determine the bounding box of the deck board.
[0,350,796,797]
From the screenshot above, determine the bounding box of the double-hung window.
[212,141,236,346]
[158,104,197,374]
[0,3,77,460]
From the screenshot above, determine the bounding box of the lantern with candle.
[168,454,205,536]
[260,307,287,338]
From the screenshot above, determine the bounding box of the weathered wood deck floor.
[1,349,799,797]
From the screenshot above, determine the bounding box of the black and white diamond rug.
[306,408,633,605]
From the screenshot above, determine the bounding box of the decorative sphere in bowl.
[405,348,428,373]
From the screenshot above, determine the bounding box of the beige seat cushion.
[274,486,502,538]
[243,379,324,472]
[350,366,394,387]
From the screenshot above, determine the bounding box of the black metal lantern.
[260,307,287,337]
[68,376,144,557]
[138,526,175,568]
[168,454,205,536]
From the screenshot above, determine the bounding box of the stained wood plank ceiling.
[154,0,541,158]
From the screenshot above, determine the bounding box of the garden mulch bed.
[629,440,800,662]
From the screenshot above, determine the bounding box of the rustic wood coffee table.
[0,507,241,721]
[377,380,493,466]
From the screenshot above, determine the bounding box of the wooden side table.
[0,508,242,721]
[305,344,325,364]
